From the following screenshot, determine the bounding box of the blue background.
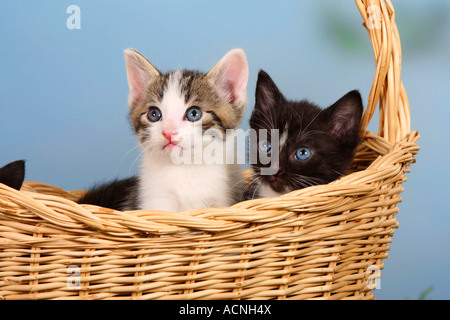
[0,1,448,300]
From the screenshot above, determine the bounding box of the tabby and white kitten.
[79,49,249,211]
[244,70,363,199]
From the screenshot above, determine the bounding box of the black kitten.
[0,160,26,190]
[244,70,363,199]
[77,177,139,210]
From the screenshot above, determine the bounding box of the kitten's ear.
[327,90,363,145]
[0,160,25,191]
[207,48,249,107]
[254,70,282,113]
[124,49,160,109]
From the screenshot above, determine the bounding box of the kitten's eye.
[148,107,162,122]
[258,140,272,154]
[185,106,202,122]
[295,147,311,161]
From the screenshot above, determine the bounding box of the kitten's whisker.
[286,102,305,124]
[295,108,326,141]
[128,149,146,176]
[251,176,262,200]
[240,173,262,200]
[128,140,156,175]
[256,111,277,134]
[234,175,255,201]
[332,169,345,178]
[288,173,328,189]
[303,108,324,131]
[115,144,142,176]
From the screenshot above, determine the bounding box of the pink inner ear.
[226,67,244,104]
[331,113,358,143]
[222,77,238,104]
[331,121,347,142]
[219,51,248,104]
[125,58,147,104]
[125,56,148,103]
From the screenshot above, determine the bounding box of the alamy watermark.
[66,5,81,30]
[67,265,81,289]
[65,263,382,291]
[64,4,382,31]
[165,127,280,176]
[367,5,382,30]
[366,265,382,290]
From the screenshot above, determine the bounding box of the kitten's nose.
[162,129,173,142]
[162,122,177,142]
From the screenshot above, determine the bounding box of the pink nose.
[162,121,177,142]
[162,129,173,141]
[162,129,172,141]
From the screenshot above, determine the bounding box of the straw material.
[0,0,419,300]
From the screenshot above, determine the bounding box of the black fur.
[77,176,139,210]
[0,160,26,190]
[245,70,363,199]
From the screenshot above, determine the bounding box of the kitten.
[0,160,25,190]
[244,70,363,199]
[78,48,249,211]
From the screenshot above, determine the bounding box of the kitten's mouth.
[163,142,181,152]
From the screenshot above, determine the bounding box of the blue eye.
[148,107,162,122]
[185,106,202,122]
[258,140,271,154]
[295,147,311,161]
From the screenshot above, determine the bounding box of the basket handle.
[355,0,411,144]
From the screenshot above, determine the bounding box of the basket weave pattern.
[0,0,419,300]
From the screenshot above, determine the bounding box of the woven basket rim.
[0,129,419,238]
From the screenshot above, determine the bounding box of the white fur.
[280,124,289,148]
[258,183,283,198]
[160,70,185,123]
[138,151,237,212]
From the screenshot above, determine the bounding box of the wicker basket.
[0,0,419,300]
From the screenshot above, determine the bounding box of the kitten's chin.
[258,183,285,198]
[163,144,186,164]
[264,175,288,194]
